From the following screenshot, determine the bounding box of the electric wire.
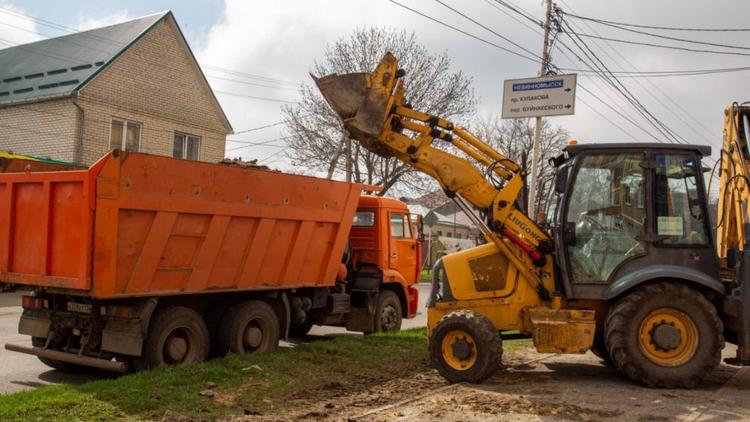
[563,12,750,32]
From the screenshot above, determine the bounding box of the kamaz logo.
[509,214,544,243]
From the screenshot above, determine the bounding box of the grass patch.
[0,329,429,422]
[420,269,432,281]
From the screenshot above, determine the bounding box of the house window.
[110,119,141,152]
[173,133,201,160]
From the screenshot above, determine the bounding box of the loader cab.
[551,143,719,300]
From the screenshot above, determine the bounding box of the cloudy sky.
[4,0,750,171]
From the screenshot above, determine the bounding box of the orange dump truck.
[1,151,421,372]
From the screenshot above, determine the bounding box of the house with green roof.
[0,11,232,165]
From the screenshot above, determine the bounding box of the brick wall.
[0,99,78,162]
[79,14,230,165]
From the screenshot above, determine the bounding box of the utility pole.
[527,0,553,221]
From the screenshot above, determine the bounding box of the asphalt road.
[0,283,433,394]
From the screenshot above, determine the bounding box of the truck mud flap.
[4,343,128,373]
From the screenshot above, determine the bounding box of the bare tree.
[472,116,568,215]
[282,27,477,195]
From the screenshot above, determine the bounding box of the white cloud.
[192,0,750,167]
[0,2,43,48]
[75,10,132,31]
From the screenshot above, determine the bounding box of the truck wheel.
[289,320,314,338]
[429,310,501,383]
[604,282,724,388]
[373,290,402,332]
[216,300,280,355]
[31,337,92,373]
[134,306,210,371]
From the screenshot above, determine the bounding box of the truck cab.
[349,196,422,323]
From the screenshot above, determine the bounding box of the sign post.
[501,75,577,119]
[501,73,576,219]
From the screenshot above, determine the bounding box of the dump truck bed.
[0,151,364,298]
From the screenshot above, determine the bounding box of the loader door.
[562,152,647,285]
[388,211,418,285]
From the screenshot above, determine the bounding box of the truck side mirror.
[555,167,569,194]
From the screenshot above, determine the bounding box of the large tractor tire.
[429,310,502,383]
[216,300,280,355]
[31,337,93,373]
[604,282,723,388]
[591,335,614,367]
[134,306,210,371]
[373,290,402,333]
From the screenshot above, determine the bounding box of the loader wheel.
[134,306,210,371]
[604,282,723,388]
[373,290,402,332]
[31,337,93,373]
[216,300,280,355]
[429,310,501,383]
[591,335,614,367]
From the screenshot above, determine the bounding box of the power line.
[562,66,750,78]
[569,31,750,57]
[213,91,296,103]
[386,0,542,64]
[557,0,716,143]
[482,0,675,146]
[561,11,750,51]
[234,119,289,134]
[226,136,292,152]
[434,0,544,61]
[563,12,750,32]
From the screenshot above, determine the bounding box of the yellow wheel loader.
[314,53,750,388]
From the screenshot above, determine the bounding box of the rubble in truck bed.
[219,157,276,171]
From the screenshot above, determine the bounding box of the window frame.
[173,132,202,160]
[352,210,376,227]
[651,152,712,249]
[109,117,142,152]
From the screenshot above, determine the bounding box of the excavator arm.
[717,103,750,259]
[314,53,553,295]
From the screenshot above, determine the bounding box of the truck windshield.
[353,211,375,226]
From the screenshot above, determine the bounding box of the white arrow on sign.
[501,74,577,119]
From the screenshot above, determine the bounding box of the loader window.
[565,153,646,284]
[654,154,709,245]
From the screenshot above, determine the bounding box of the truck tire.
[429,310,502,383]
[604,282,724,388]
[373,290,402,332]
[216,300,280,355]
[31,337,93,373]
[289,320,314,338]
[134,306,210,371]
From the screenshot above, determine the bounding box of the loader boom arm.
[717,104,750,258]
[314,53,553,289]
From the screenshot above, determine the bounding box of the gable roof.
[0,11,232,131]
[0,12,166,106]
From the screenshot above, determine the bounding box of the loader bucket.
[313,52,401,157]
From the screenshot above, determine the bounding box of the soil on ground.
[215,344,750,422]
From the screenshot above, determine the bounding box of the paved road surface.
[0,283,432,394]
